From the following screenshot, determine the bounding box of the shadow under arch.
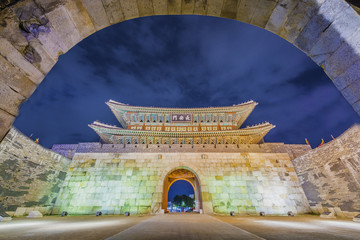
[0,0,360,142]
[162,166,203,213]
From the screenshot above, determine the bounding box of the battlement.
[52,142,311,159]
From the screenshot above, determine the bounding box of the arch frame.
[161,166,203,213]
[167,178,196,191]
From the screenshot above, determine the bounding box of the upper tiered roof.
[106,99,258,129]
[89,99,274,145]
[106,99,257,113]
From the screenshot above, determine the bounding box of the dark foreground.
[0,214,359,240]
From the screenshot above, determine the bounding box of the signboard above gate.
[171,113,192,122]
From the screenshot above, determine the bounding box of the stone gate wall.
[292,124,360,217]
[53,146,310,216]
[0,127,71,216]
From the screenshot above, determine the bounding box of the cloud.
[14,15,360,148]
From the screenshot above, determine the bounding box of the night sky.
[14,15,360,149]
[168,180,194,201]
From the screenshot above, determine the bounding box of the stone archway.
[1,0,360,141]
[162,167,202,213]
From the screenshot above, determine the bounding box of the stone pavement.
[215,215,360,240]
[1,214,360,240]
[107,213,263,240]
[0,215,151,240]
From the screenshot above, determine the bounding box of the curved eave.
[106,99,258,113]
[89,122,275,137]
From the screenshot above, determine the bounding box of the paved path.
[107,213,263,240]
[1,214,360,239]
[214,215,360,240]
[0,215,151,240]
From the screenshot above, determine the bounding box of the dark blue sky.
[168,180,194,201]
[14,15,360,148]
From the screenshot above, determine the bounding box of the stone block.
[0,7,27,49]
[320,210,336,218]
[14,207,27,217]
[207,0,222,17]
[279,0,325,43]
[309,6,360,66]
[341,79,360,104]
[323,28,360,79]
[194,0,207,15]
[220,0,237,20]
[202,201,214,214]
[102,0,125,24]
[0,37,44,85]
[37,25,67,59]
[120,0,139,20]
[25,208,36,215]
[65,0,96,38]
[266,0,298,34]
[0,8,55,74]
[0,81,25,116]
[26,39,57,74]
[249,0,278,28]
[334,207,345,218]
[153,0,167,15]
[333,60,360,90]
[137,0,154,16]
[32,0,64,11]
[181,0,194,14]
[46,6,82,50]
[352,100,360,113]
[168,0,181,15]
[27,211,43,218]
[0,54,37,98]
[5,211,15,217]
[81,0,110,30]
[294,0,349,53]
[34,207,52,215]
[0,114,13,141]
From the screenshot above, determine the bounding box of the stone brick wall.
[53,147,310,216]
[0,127,71,215]
[292,124,360,217]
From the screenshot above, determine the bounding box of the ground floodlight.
[61,211,68,217]
[353,214,360,222]
[96,211,102,216]
[230,211,235,216]
[288,211,294,216]
[260,211,265,216]
[125,212,130,216]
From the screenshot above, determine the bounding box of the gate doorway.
[162,167,202,213]
[168,180,194,212]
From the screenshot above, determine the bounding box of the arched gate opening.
[162,167,202,213]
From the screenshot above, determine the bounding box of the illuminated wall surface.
[53,150,310,215]
[292,125,360,217]
[2,126,359,217]
[0,128,71,215]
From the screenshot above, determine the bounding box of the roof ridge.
[107,99,257,110]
